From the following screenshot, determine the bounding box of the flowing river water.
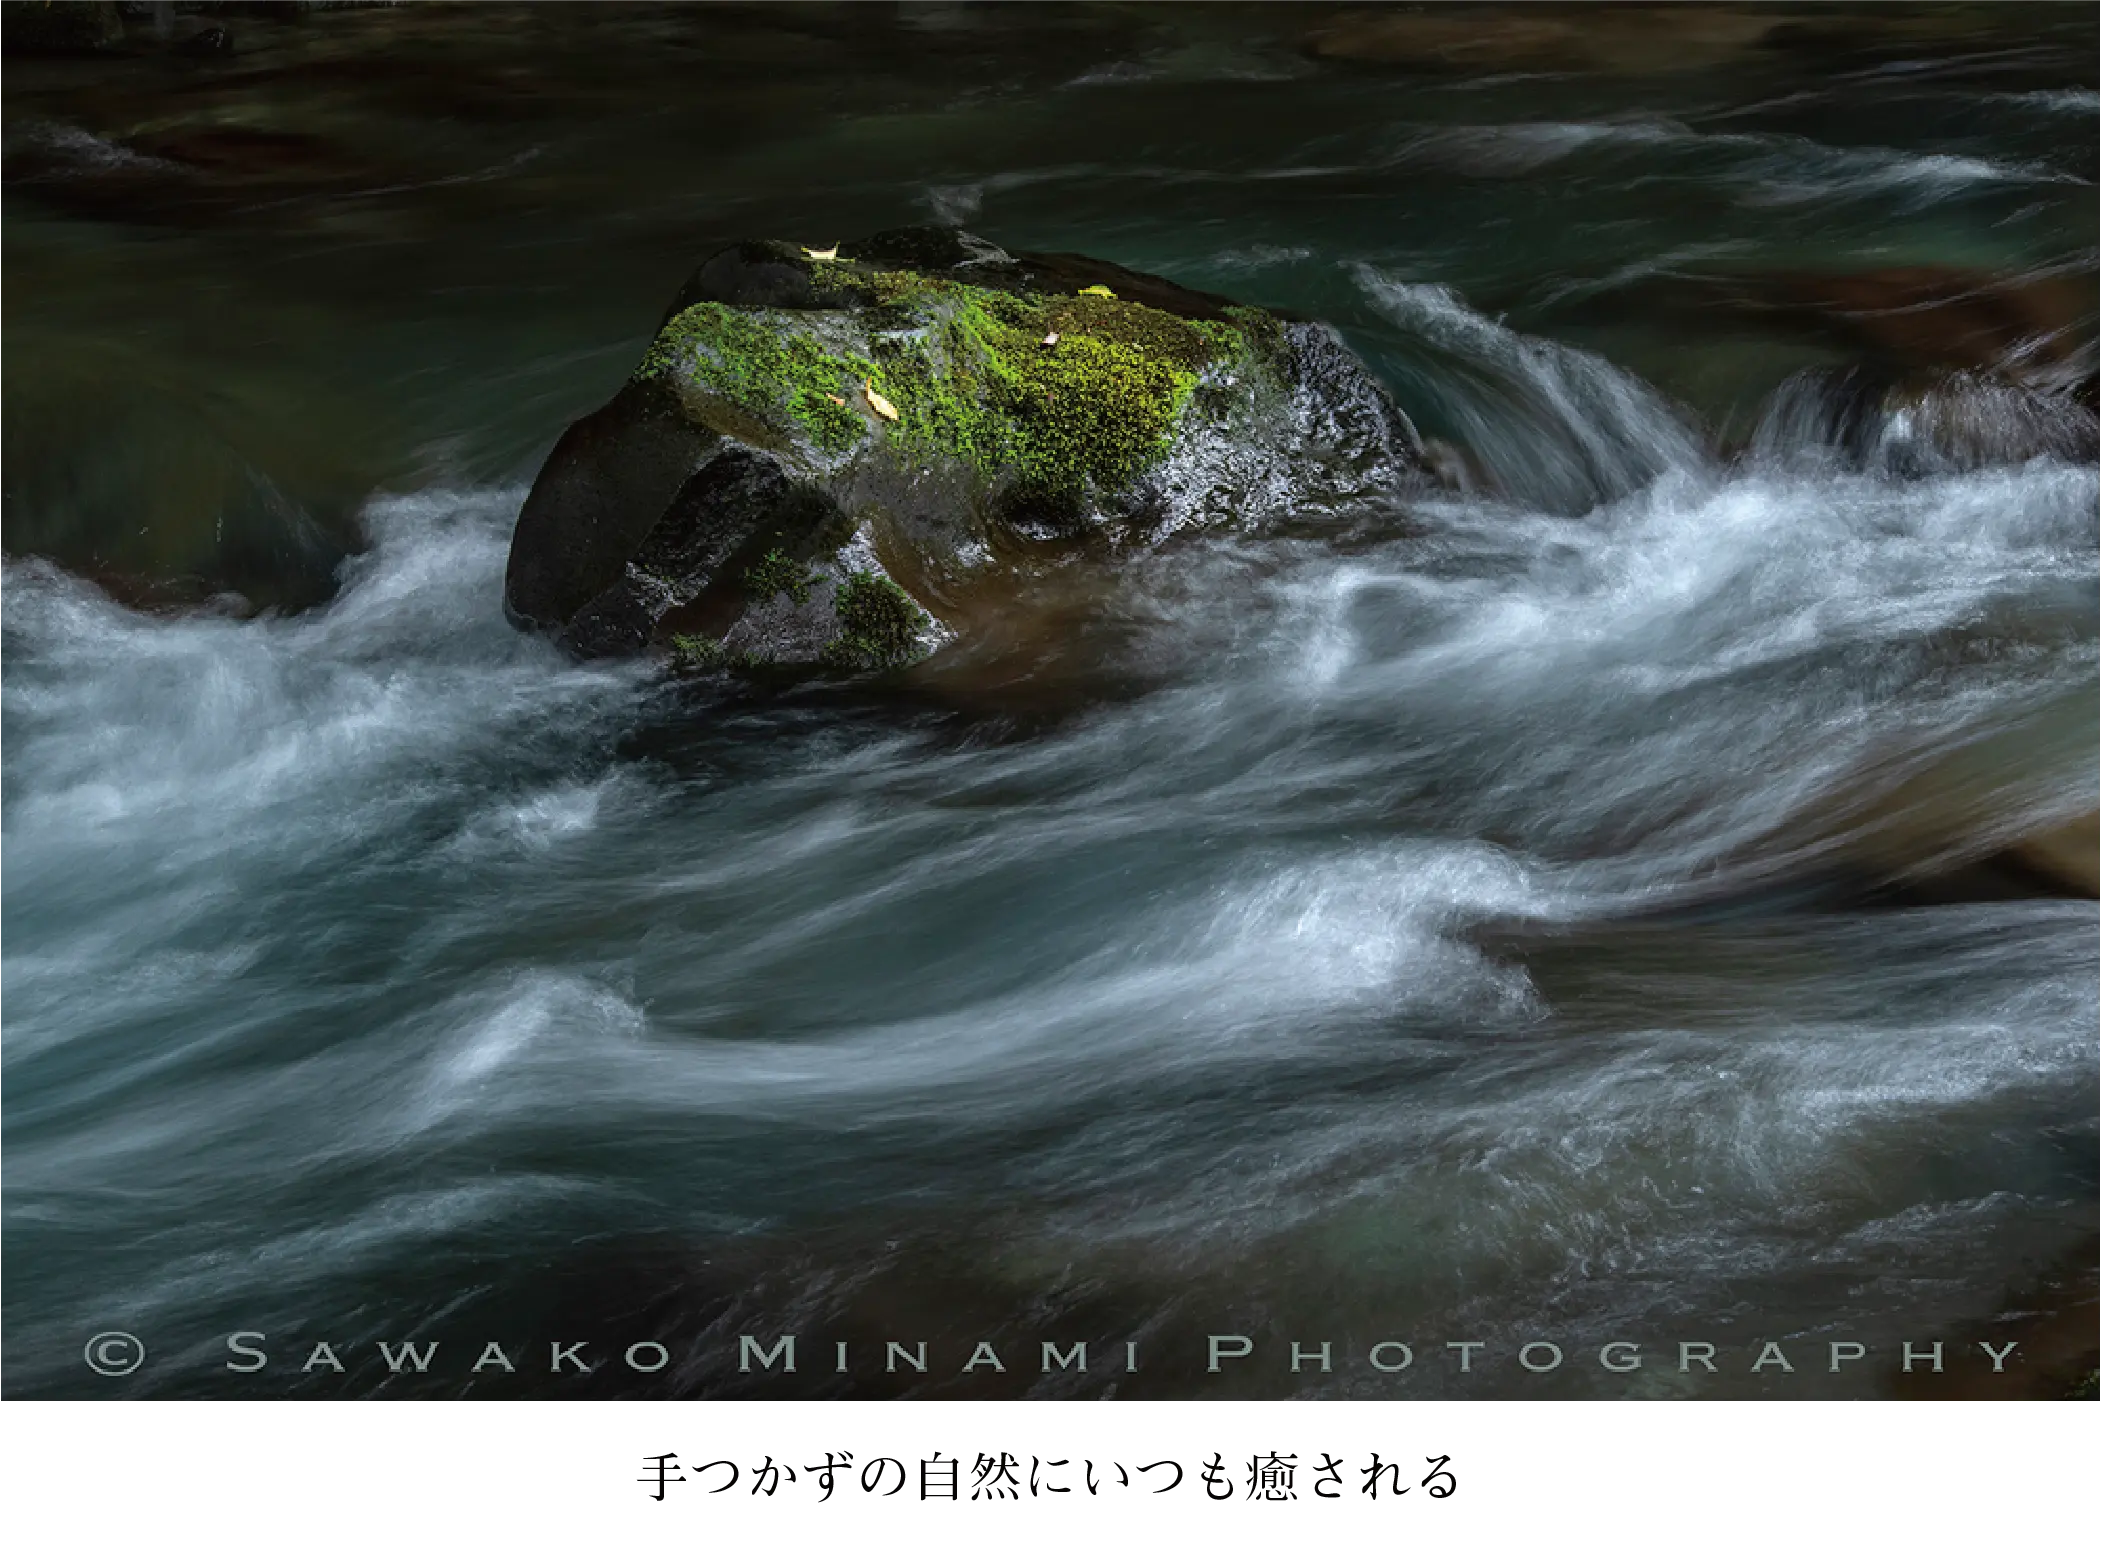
[3,3,2095,1399]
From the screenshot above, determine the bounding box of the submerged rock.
[2001,811,2099,900]
[1538,264,2098,428]
[1647,262,2099,459]
[1304,5,1774,76]
[1304,7,2084,81]
[1745,267,2097,390]
[504,227,1429,671]
[1750,364,2098,477]
[174,24,235,58]
[2,329,382,612]
[1789,735,2099,905]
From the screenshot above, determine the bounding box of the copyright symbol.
[84,1331,145,1377]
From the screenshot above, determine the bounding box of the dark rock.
[1539,264,2098,424]
[1303,5,1774,76]
[1755,267,2097,391]
[5,118,392,232]
[557,444,852,662]
[505,227,1431,674]
[2,332,378,612]
[175,24,232,56]
[504,378,719,634]
[3,2,123,54]
[1473,258,2101,462]
[1304,3,2070,78]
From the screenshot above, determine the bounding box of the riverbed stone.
[2002,811,2099,899]
[1751,364,2099,475]
[503,227,1432,672]
[2,328,381,612]
[1302,6,1774,75]
[1732,267,2098,394]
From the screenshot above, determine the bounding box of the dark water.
[3,3,2096,1399]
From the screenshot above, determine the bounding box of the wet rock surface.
[1519,260,2101,499]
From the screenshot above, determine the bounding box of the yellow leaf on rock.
[863,379,899,422]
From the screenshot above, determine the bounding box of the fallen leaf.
[825,394,847,406]
[863,379,899,422]
[1079,285,1116,297]
[803,244,840,261]
[1041,331,1060,347]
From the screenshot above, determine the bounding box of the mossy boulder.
[504,227,1430,672]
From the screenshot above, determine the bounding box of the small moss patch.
[668,633,726,672]
[743,548,820,606]
[639,301,874,454]
[809,260,957,313]
[668,633,765,675]
[823,571,928,669]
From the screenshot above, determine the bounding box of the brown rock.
[1889,1232,2099,1400]
[1746,267,2098,392]
[2001,811,2099,899]
[1559,265,2099,392]
[1305,5,1776,76]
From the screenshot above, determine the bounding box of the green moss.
[1220,304,1290,369]
[992,325,1199,493]
[639,250,1276,494]
[868,286,1240,494]
[668,633,727,672]
[639,301,873,454]
[668,633,764,675]
[743,548,819,606]
[810,260,954,313]
[823,571,929,670]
